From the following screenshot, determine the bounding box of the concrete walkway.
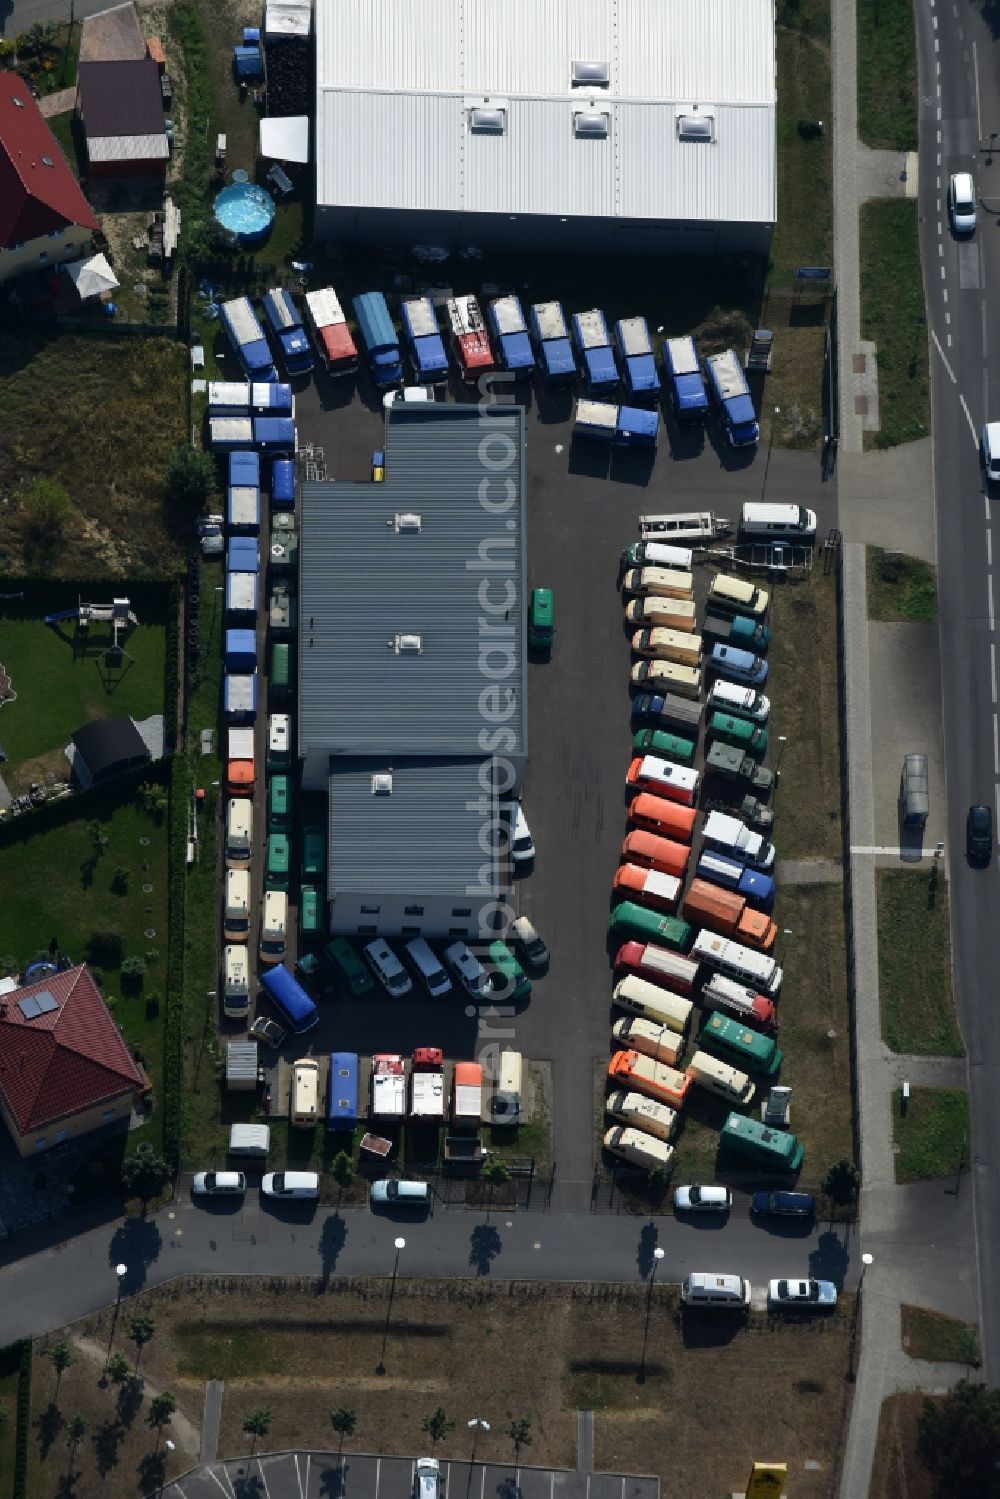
[201,1379,223,1463]
[36,87,75,118]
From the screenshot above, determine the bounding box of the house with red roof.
[0,965,147,1156]
[0,74,100,286]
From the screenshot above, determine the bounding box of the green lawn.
[878,870,964,1056]
[900,1305,981,1366]
[0,331,187,578]
[0,613,165,790]
[893,1087,970,1182]
[857,0,918,149]
[867,548,937,622]
[0,798,168,1151]
[860,200,930,449]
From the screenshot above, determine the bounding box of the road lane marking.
[941,264,946,279]
[975,42,983,140]
[960,391,979,442]
[986,302,990,357]
[993,714,998,775]
[932,328,958,382]
[948,332,953,346]
[939,242,944,256]
[937,175,942,190]
[946,311,951,323]
[944,289,949,303]
[988,571,995,630]
[934,11,939,24]
[992,642,997,702]
[935,35,940,49]
[988,528,993,568]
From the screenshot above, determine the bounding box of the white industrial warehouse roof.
[316,0,776,225]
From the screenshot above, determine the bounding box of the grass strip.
[858,0,918,149]
[877,870,963,1056]
[867,548,937,622]
[893,1087,969,1182]
[860,200,929,449]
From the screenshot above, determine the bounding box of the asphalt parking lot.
[163,1450,660,1499]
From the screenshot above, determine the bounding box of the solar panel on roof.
[17,990,58,1020]
[34,991,58,1015]
[18,996,39,1019]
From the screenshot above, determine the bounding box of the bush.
[87,929,123,967]
[112,866,130,894]
[120,955,147,990]
[164,444,216,517]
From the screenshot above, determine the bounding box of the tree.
[86,927,122,966]
[165,444,216,517]
[507,1418,532,1463]
[87,820,106,858]
[918,1380,1000,1493]
[147,1392,177,1448]
[330,1406,356,1455]
[121,1151,170,1208]
[331,1151,354,1195]
[24,477,70,539]
[822,1157,861,1207]
[46,1340,73,1396]
[243,1407,273,1467]
[128,1314,156,1370]
[112,867,130,895]
[421,1408,454,1453]
[105,1351,130,1388]
[65,1414,88,1472]
[480,1157,510,1217]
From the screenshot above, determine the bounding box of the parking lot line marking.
[376,1456,381,1499]
[203,1469,232,1499]
[959,391,978,442]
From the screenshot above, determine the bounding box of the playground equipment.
[45,597,138,660]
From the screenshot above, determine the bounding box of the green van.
[268,774,292,831]
[631,728,696,764]
[270,641,293,701]
[322,936,374,997]
[528,588,554,652]
[298,885,324,939]
[707,712,769,759]
[488,940,532,1002]
[265,832,290,891]
[301,825,326,881]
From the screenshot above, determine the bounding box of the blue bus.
[326,1052,359,1130]
[260,964,319,1034]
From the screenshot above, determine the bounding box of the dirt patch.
[49,1276,856,1499]
[869,1392,936,1499]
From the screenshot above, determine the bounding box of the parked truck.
[262,288,314,376]
[451,1060,483,1125]
[210,417,296,452]
[613,317,660,400]
[352,291,403,387]
[221,296,277,382]
[572,309,618,394]
[702,611,770,651]
[574,399,659,449]
[662,335,709,421]
[705,348,759,447]
[488,295,535,376]
[400,296,450,384]
[446,295,494,381]
[250,382,294,417]
[225,726,255,797]
[208,381,253,416]
[705,742,775,793]
[701,808,775,869]
[529,300,575,383]
[696,849,775,909]
[409,1047,446,1120]
[304,287,359,377]
[226,450,261,534]
[702,792,774,833]
[681,878,778,952]
[371,1053,405,1119]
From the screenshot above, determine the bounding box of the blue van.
[696,849,775,910]
[326,1052,359,1130]
[260,964,319,1034]
[352,291,403,387]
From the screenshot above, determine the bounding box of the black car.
[750,1189,816,1219]
[967,804,993,863]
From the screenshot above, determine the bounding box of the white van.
[740,502,817,541]
[681,1271,751,1308]
[267,712,291,767]
[492,1048,523,1126]
[290,1057,320,1126]
[630,659,702,699]
[707,679,771,724]
[224,869,251,943]
[686,1048,756,1106]
[612,1015,684,1067]
[404,937,452,998]
[225,799,253,868]
[707,575,770,618]
[605,1087,678,1142]
[612,974,693,1036]
[229,1123,270,1158]
[258,890,287,965]
[603,1124,674,1172]
[223,944,249,1017]
[364,938,413,996]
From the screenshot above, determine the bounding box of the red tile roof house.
[76,57,169,178]
[0,965,148,1156]
[0,74,100,286]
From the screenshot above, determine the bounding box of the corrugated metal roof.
[316,0,775,226]
[328,758,500,896]
[85,133,170,162]
[299,403,526,758]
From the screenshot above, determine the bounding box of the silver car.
[261,1171,319,1199]
[948,171,976,235]
[191,1170,246,1197]
[768,1277,838,1309]
[673,1184,732,1213]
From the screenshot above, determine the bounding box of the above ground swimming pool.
[213,182,275,243]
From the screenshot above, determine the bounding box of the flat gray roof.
[299,403,526,758]
[328,757,499,897]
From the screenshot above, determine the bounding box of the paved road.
[915,0,1000,1380]
[0,1192,860,1345]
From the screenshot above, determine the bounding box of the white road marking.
[948,332,953,346]
[933,10,938,23]
[995,783,1000,826]
[946,311,951,323]
[937,128,943,145]
[988,570,995,630]
[987,492,993,523]
[988,528,993,567]
[939,241,944,256]
[960,391,979,441]
[941,264,946,278]
[938,152,943,166]
[944,288,949,303]
[993,714,998,775]
[932,328,958,382]
[992,641,997,702]
[975,41,983,141]
[936,175,942,190]
[935,35,940,49]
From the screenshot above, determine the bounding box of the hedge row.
[0,760,169,850]
[12,1337,31,1499]
[163,752,188,1168]
[168,1,211,257]
[163,581,181,751]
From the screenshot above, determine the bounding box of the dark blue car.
[751,1190,815,1219]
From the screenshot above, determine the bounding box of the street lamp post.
[761,407,781,499]
[775,734,789,779]
[108,1263,127,1353]
[376,1238,406,1375]
[781,928,794,964]
[468,1417,491,1468]
[859,1251,874,1290]
[638,1246,665,1384]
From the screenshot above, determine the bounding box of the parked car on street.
[768,1277,838,1308]
[982,422,1000,485]
[967,803,993,863]
[751,1190,815,1219]
[191,1171,246,1197]
[261,1171,319,1199]
[674,1184,732,1213]
[948,171,977,235]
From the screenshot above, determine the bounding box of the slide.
[43,609,80,625]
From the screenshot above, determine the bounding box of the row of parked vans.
[602,543,805,1179]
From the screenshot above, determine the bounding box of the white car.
[983,424,1000,486]
[261,1171,320,1200]
[673,1183,732,1213]
[768,1277,838,1309]
[383,386,436,408]
[443,940,491,1000]
[507,802,535,864]
[191,1170,246,1197]
[415,1458,441,1499]
[948,171,977,235]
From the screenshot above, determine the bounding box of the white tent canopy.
[65,252,119,300]
[259,115,309,163]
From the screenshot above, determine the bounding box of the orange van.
[628,793,698,843]
[621,829,690,878]
[608,1049,692,1109]
[612,862,681,914]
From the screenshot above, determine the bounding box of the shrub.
[87,929,122,967]
[120,956,147,990]
[112,866,130,894]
